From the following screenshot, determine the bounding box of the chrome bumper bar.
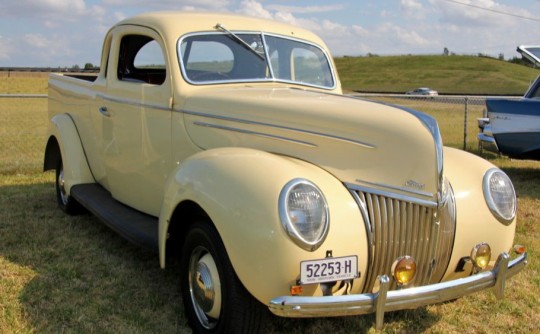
[269,252,527,330]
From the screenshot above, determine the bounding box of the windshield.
[178,32,335,89]
[517,45,540,67]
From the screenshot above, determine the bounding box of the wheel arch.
[43,135,61,171]
[44,113,94,193]
[163,200,209,264]
[158,147,365,304]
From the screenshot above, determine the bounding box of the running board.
[70,184,159,251]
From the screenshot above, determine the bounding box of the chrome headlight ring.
[279,179,329,251]
[483,168,517,225]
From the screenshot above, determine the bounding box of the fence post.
[463,97,469,151]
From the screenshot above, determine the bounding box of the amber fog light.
[471,243,491,270]
[392,256,416,286]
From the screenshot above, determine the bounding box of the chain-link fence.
[1,94,498,174]
[1,96,48,174]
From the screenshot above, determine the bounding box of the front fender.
[443,147,516,279]
[44,113,94,192]
[159,147,367,304]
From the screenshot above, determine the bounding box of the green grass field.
[335,55,540,95]
[1,63,540,333]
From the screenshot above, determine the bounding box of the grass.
[1,169,538,333]
[1,68,540,333]
[0,76,48,94]
[0,173,186,333]
[335,55,540,95]
[0,98,48,174]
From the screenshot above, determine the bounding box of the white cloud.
[400,0,426,19]
[236,0,274,19]
[0,0,87,18]
[431,0,531,27]
[266,4,345,14]
[401,0,422,11]
[102,0,231,11]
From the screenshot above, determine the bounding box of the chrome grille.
[352,187,456,292]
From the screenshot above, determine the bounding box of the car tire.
[55,157,83,215]
[180,221,264,334]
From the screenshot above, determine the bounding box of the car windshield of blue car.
[178,32,335,89]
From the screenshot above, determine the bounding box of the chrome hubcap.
[58,168,69,205]
[189,247,222,329]
[194,260,215,312]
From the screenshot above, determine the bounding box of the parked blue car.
[479,45,540,160]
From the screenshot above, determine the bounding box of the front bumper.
[269,252,527,330]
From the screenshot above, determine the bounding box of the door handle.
[99,106,111,117]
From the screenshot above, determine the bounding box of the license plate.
[300,255,358,284]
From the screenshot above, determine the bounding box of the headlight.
[483,168,516,225]
[279,179,329,251]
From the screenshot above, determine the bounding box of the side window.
[134,40,165,69]
[117,35,166,85]
[531,85,540,99]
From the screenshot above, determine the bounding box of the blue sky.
[0,0,539,67]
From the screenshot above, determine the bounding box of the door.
[101,26,173,216]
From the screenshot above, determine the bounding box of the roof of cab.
[114,11,328,49]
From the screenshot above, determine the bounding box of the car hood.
[182,87,443,201]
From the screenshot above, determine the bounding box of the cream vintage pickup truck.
[44,11,527,333]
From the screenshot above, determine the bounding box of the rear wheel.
[180,221,264,334]
[55,157,83,215]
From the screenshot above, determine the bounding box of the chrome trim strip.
[98,93,171,111]
[182,109,375,149]
[193,121,318,147]
[346,182,437,208]
[352,179,434,198]
[269,252,527,330]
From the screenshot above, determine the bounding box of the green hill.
[334,55,540,95]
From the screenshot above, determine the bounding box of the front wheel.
[180,221,264,334]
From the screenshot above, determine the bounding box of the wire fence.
[1,96,48,174]
[1,94,504,174]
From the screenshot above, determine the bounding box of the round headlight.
[279,179,329,251]
[483,169,516,225]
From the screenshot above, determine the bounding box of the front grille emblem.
[405,179,425,191]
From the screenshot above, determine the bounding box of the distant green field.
[335,55,540,95]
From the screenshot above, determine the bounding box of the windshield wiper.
[214,23,266,61]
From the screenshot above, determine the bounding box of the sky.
[0,0,539,67]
